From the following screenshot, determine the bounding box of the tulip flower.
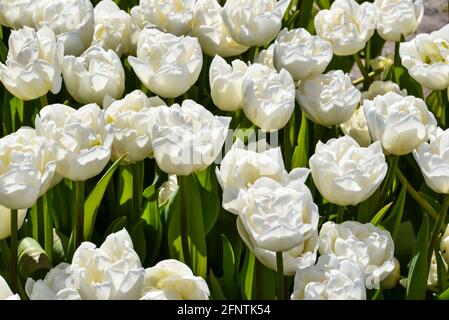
[254,44,275,70]
[361,81,407,101]
[0,0,37,29]
[0,276,20,300]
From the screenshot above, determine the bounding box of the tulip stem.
[39,94,48,108]
[276,251,285,300]
[131,163,142,222]
[10,209,18,293]
[43,194,53,264]
[353,52,372,86]
[394,41,401,70]
[337,206,345,223]
[428,194,449,266]
[74,180,85,249]
[377,155,399,211]
[179,175,192,269]
[353,69,382,86]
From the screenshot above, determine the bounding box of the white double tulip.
[192,0,249,57]
[236,173,319,252]
[0,26,63,101]
[26,263,81,300]
[375,0,423,42]
[105,90,165,164]
[291,254,366,300]
[242,63,295,131]
[361,80,407,101]
[221,0,290,47]
[158,175,178,207]
[0,205,27,240]
[150,100,231,176]
[141,260,210,300]
[296,70,361,127]
[69,229,145,300]
[319,221,395,289]
[128,28,203,99]
[363,92,437,155]
[63,46,125,106]
[35,104,114,181]
[309,136,387,206]
[131,0,195,36]
[0,276,19,300]
[254,44,275,70]
[209,56,248,112]
[34,0,94,56]
[92,0,136,57]
[0,128,57,209]
[273,28,333,81]
[314,0,377,56]
[0,0,37,29]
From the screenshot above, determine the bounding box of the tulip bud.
[381,257,401,290]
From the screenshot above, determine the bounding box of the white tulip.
[375,0,423,42]
[221,0,291,47]
[104,90,165,164]
[0,205,27,240]
[291,254,366,300]
[63,46,125,107]
[238,218,319,275]
[361,80,407,101]
[242,63,295,131]
[141,259,210,300]
[0,26,63,101]
[158,174,178,207]
[128,28,203,99]
[254,44,275,70]
[150,100,231,176]
[0,127,57,209]
[192,0,249,57]
[69,229,145,300]
[296,70,361,127]
[216,139,291,214]
[309,136,387,206]
[314,0,377,56]
[131,0,195,36]
[400,24,449,90]
[25,263,81,300]
[319,221,395,289]
[273,28,333,81]
[427,253,439,290]
[363,92,437,155]
[237,174,319,252]
[0,0,37,29]
[340,108,372,148]
[381,257,401,290]
[0,275,20,300]
[209,55,248,112]
[35,103,114,181]
[442,224,449,265]
[92,0,137,57]
[34,0,94,56]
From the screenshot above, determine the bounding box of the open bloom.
[413,128,449,194]
[0,26,63,101]
[340,108,372,148]
[363,92,437,155]
[209,55,248,112]
[92,0,136,57]
[35,103,114,181]
[236,172,319,252]
[255,44,275,70]
[361,81,407,101]
[273,28,333,81]
[150,100,231,176]
[400,24,449,90]
[0,128,57,209]
[319,221,395,289]
[192,0,248,57]
[25,263,81,300]
[0,275,20,300]
[221,0,290,47]
[104,90,166,164]
[296,70,361,127]
[309,136,387,206]
[141,260,210,300]
[69,229,145,300]
[291,254,366,300]
[0,205,27,240]
[63,46,125,106]
[0,0,37,29]
[128,28,203,98]
[242,63,295,131]
[314,0,377,56]
[131,0,195,36]
[375,0,423,42]
[34,0,94,56]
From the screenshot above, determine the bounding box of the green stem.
[337,206,345,223]
[394,41,401,70]
[43,194,53,264]
[395,168,438,221]
[10,209,18,293]
[74,181,85,249]
[37,196,45,246]
[131,163,142,222]
[276,251,285,300]
[353,52,372,86]
[428,194,449,266]
[353,69,383,86]
[39,94,48,108]
[377,155,399,211]
[179,175,192,268]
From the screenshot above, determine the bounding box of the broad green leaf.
[291,112,309,169]
[104,216,128,236]
[240,250,255,300]
[18,238,51,278]
[406,215,429,300]
[371,202,393,226]
[52,230,69,266]
[395,221,417,265]
[117,165,133,217]
[438,286,449,300]
[130,220,147,263]
[394,66,423,99]
[297,0,315,32]
[382,183,407,242]
[196,167,220,235]
[254,261,276,300]
[0,40,7,63]
[221,234,237,298]
[84,154,126,240]
[315,0,331,9]
[141,190,163,265]
[426,91,445,127]
[209,271,226,300]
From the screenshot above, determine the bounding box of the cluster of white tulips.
[0,0,449,301]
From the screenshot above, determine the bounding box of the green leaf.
[221,234,237,298]
[130,220,147,263]
[117,165,133,217]
[196,167,220,235]
[394,66,423,99]
[382,183,407,242]
[297,0,315,32]
[239,250,255,300]
[18,238,51,278]
[104,216,128,236]
[371,202,393,226]
[52,230,69,266]
[84,154,126,240]
[291,112,309,169]
[209,271,226,300]
[315,0,331,9]
[406,215,429,300]
[140,190,162,265]
[0,40,7,63]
